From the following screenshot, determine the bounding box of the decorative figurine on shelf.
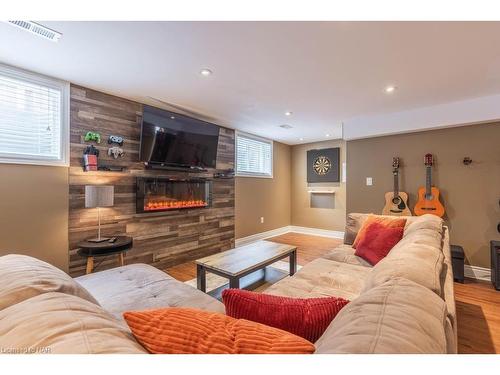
[84,131,101,144]
[108,146,124,159]
[108,135,124,146]
[83,145,99,171]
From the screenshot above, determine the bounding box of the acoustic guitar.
[414,153,445,217]
[382,157,412,216]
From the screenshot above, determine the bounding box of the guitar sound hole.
[425,194,434,200]
[392,197,401,205]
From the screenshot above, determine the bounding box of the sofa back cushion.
[361,215,445,296]
[0,292,147,353]
[314,278,454,354]
[362,243,444,296]
[344,213,369,245]
[344,213,443,246]
[0,254,99,310]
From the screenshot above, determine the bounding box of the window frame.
[235,131,274,179]
[0,63,70,167]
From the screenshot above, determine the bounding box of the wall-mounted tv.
[140,105,220,169]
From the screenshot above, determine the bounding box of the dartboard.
[313,156,332,175]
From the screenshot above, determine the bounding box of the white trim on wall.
[288,226,344,239]
[464,265,491,282]
[235,225,344,247]
[235,226,292,247]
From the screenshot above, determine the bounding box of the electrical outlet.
[260,217,264,224]
[366,177,373,186]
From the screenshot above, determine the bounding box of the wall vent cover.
[6,21,62,42]
[279,124,293,129]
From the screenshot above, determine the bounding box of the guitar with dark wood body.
[382,157,412,216]
[414,153,445,217]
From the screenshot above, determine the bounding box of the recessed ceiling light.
[200,69,212,77]
[5,21,62,42]
[385,85,397,93]
[170,116,175,120]
[326,134,330,137]
[299,138,304,141]
[285,111,293,116]
[279,124,293,129]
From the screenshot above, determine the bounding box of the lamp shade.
[85,185,114,208]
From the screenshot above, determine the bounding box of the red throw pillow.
[222,289,349,343]
[354,221,404,265]
[353,215,407,249]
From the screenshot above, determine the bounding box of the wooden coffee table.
[195,240,297,293]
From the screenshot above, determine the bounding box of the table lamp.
[85,185,114,243]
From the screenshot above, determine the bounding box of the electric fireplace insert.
[136,177,212,213]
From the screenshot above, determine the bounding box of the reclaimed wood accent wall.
[69,85,235,276]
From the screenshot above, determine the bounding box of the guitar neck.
[393,171,399,197]
[426,166,432,196]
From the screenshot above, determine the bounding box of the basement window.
[0,64,69,166]
[235,132,273,178]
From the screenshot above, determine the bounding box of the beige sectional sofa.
[266,213,457,353]
[0,213,456,354]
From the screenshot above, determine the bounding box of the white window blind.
[235,132,273,177]
[0,64,68,166]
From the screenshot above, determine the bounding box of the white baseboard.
[235,226,292,247]
[235,225,344,247]
[288,226,344,239]
[464,265,491,282]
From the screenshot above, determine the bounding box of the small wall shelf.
[307,190,335,194]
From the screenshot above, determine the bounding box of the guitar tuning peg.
[463,157,473,165]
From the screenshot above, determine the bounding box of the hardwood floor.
[455,280,500,353]
[165,232,500,354]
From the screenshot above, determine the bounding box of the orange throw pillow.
[353,215,407,249]
[123,307,315,354]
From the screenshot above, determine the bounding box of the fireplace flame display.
[144,199,208,211]
[136,178,211,214]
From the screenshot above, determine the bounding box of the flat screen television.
[140,105,220,169]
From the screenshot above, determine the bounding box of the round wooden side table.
[77,236,133,274]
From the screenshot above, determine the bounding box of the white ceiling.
[1,21,500,144]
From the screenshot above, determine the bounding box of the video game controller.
[108,146,124,159]
[108,135,124,146]
[84,131,101,144]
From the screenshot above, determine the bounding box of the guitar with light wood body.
[414,153,445,218]
[382,157,412,216]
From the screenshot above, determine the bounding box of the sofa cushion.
[344,213,443,246]
[321,245,372,267]
[0,292,147,354]
[222,289,349,343]
[344,213,369,245]
[314,278,452,354]
[0,254,99,310]
[360,213,445,296]
[354,221,405,265]
[123,307,315,354]
[75,263,224,320]
[265,258,371,300]
[362,243,444,296]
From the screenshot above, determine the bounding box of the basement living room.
[1,2,500,371]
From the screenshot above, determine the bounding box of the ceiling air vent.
[6,21,62,42]
[279,124,293,129]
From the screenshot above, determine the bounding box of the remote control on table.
[108,237,117,243]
